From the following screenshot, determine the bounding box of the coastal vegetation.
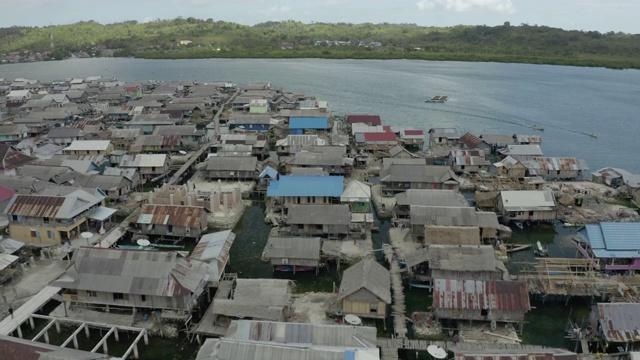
[2,18,640,69]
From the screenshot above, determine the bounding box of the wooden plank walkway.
[0,286,61,335]
[383,244,408,339]
[167,142,210,185]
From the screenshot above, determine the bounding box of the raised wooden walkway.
[0,286,61,335]
[382,244,407,339]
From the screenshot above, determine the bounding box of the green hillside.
[2,18,640,69]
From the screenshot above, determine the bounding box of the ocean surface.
[2,58,639,173]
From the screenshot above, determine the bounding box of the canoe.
[506,244,532,253]
[409,281,432,289]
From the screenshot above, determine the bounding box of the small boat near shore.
[534,241,549,257]
[505,244,532,253]
[409,280,432,290]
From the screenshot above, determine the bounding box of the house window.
[30,230,39,238]
[43,217,50,224]
[88,291,97,298]
[113,293,125,301]
[11,215,18,222]
[47,230,55,239]
[141,295,146,302]
[370,303,378,312]
[316,224,323,230]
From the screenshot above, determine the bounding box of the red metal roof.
[404,129,424,136]
[347,114,382,126]
[433,279,530,312]
[0,185,16,202]
[364,132,398,142]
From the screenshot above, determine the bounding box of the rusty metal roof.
[522,157,589,172]
[596,303,640,343]
[4,195,65,218]
[433,279,530,312]
[138,204,205,228]
[459,132,485,149]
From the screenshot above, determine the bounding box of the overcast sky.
[1,0,638,34]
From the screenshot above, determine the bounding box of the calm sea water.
[2,58,640,172]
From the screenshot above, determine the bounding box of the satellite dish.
[179,150,187,155]
[427,345,448,359]
[137,239,151,247]
[344,314,362,325]
[80,232,93,239]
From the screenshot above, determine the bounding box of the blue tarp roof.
[259,166,278,179]
[267,175,344,197]
[579,222,640,258]
[289,117,329,130]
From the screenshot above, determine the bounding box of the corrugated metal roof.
[51,248,210,298]
[396,189,468,207]
[522,157,589,173]
[578,222,640,258]
[597,303,640,343]
[501,144,543,156]
[433,279,530,312]
[138,204,205,228]
[380,164,457,184]
[363,132,397,143]
[338,257,391,304]
[0,253,19,271]
[410,206,478,226]
[267,175,344,197]
[459,133,484,148]
[499,190,556,211]
[341,180,371,202]
[289,117,329,130]
[206,156,258,171]
[4,194,64,218]
[429,245,503,272]
[428,128,461,139]
[347,114,381,126]
[225,320,377,349]
[120,154,168,168]
[64,140,111,151]
[191,230,235,262]
[287,204,351,225]
[264,236,321,260]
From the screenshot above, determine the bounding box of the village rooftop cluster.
[0,77,638,359]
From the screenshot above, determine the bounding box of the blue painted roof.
[579,222,640,258]
[344,351,356,360]
[259,166,278,179]
[289,117,329,130]
[267,175,344,197]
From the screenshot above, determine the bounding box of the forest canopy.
[2,18,639,69]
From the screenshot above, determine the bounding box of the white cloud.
[261,5,292,15]
[417,0,515,13]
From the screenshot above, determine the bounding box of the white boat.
[534,241,549,257]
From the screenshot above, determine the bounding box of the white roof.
[64,140,112,152]
[503,144,543,156]
[500,190,556,211]
[341,180,372,202]
[121,154,168,168]
[0,253,19,271]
